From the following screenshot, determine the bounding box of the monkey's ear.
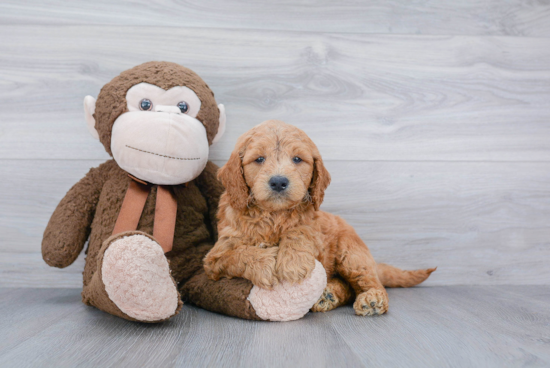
[212,104,226,145]
[83,95,99,140]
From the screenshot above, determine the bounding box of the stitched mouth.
[125,145,200,161]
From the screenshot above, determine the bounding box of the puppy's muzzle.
[269,176,289,193]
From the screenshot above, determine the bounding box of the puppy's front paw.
[203,257,222,281]
[275,250,316,284]
[353,288,389,316]
[243,247,279,289]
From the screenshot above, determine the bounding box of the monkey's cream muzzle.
[111,110,209,185]
[84,82,226,185]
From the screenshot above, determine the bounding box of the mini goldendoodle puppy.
[204,120,435,316]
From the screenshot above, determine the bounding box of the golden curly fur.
[204,120,435,316]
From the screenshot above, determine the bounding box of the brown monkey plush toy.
[42,62,325,323]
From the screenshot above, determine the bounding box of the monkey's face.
[110,82,210,185]
[84,62,226,186]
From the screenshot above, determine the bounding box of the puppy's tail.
[376,263,436,288]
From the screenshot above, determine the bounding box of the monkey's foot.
[353,288,389,316]
[247,260,327,321]
[101,232,181,322]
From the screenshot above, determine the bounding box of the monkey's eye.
[292,157,302,163]
[255,157,265,164]
[177,101,189,113]
[139,98,153,111]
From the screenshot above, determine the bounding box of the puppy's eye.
[292,157,302,163]
[177,101,189,113]
[139,98,153,111]
[255,157,265,163]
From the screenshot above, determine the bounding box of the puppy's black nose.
[269,176,289,192]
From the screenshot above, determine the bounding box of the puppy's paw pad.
[311,289,339,313]
[353,288,388,316]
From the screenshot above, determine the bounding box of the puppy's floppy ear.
[218,142,249,211]
[309,152,331,211]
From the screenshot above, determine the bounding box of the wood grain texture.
[1,0,549,37]
[0,26,550,161]
[2,159,549,287]
[1,2,550,291]
[0,286,548,367]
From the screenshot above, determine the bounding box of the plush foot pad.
[311,289,339,313]
[102,234,179,322]
[247,260,327,322]
[353,288,389,316]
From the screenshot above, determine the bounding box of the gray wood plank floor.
[1,286,549,368]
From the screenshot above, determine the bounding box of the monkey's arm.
[42,161,112,268]
[195,161,225,240]
[204,235,280,290]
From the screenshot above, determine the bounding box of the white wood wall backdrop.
[0,1,549,287]
[1,0,550,36]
